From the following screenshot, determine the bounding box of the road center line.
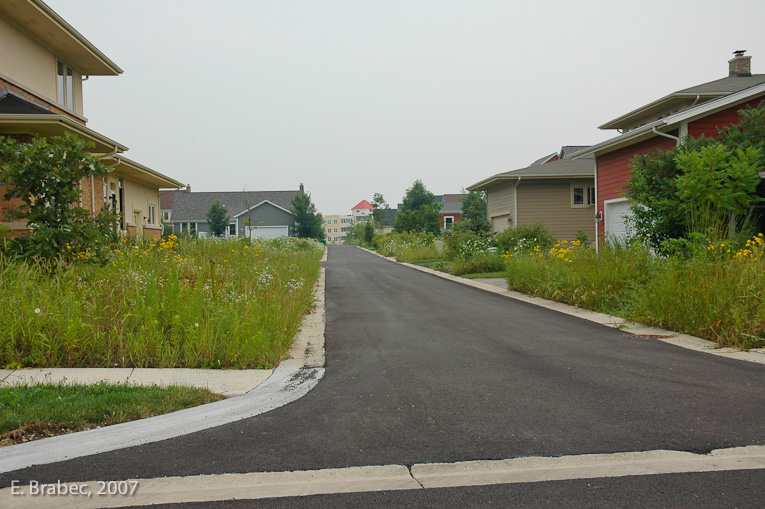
[3,446,763,508]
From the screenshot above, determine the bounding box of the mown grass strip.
[0,382,224,445]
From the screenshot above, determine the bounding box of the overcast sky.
[47,0,765,215]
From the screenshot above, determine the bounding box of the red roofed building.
[351,200,374,223]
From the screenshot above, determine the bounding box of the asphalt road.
[2,245,764,506]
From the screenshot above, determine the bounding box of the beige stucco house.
[468,147,596,242]
[0,0,182,239]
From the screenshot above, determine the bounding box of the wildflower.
[195,323,199,327]
[34,308,41,314]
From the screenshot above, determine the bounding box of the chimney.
[186,184,191,192]
[299,183,305,195]
[729,50,752,77]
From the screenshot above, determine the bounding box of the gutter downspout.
[652,126,681,146]
[513,177,521,227]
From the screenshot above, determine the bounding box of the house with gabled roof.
[0,0,182,239]
[573,51,765,248]
[468,146,596,241]
[169,188,302,239]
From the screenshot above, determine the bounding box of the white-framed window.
[228,223,237,237]
[163,211,170,221]
[327,228,332,233]
[333,219,338,224]
[443,216,454,229]
[148,204,156,225]
[56,59,75,109]
[334,228,338,233]
[572,185,596,207]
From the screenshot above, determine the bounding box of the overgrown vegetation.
[375,232,442,262]
[626,103,765,254]
[0,236,323,369]
[504,237,765,349]
[0,133,120,264]
[0,381,223,445]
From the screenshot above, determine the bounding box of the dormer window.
[56,59,75,109]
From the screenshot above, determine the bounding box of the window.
[57,59,75,109]
[148,204,156,225]
[334,228,338,233]
[444,216,454,229]
[327,228,332,233]
[572,185,595,208]
[228,223,236,237]
[163,211,170,221]
[333,219,338,224]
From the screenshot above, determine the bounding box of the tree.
[625,103,765,250]
[460,190,491,234]
[206,199,229,237]
[393,180,441,234]
[291,192,324,240]
[0,133,119,263]
[371,192,390,228]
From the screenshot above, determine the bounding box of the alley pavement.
[1,245,763,507]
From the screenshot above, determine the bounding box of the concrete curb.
[359,247,765,365]
[0,251,328,473]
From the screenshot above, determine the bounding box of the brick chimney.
[729,50,752,77]
[299,183,305,195]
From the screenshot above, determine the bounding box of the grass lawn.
[460,271,507,279]
[0,382,223,446]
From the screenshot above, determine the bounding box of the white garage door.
[246,226,289,239]
[604,199,632,243]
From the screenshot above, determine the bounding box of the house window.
[444,216,454,229]
[333,219,338,224]
[163,211,170,221]
[148,204,156,225]
[572,185,595,208]
[327,228,332,233]
[228,223,236,237]
[334,228,338,233]
[56,59,75,109]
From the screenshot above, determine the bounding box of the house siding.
[236,202,294,237]
[687,97,765,138]
[486,184,514,234]
[517,180,595,241]
[596,133,678,237]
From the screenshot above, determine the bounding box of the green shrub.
[493,223,556,254]
[443,229,490,261]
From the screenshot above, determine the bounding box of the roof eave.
[105,155,184,189]
[0,0,122,76]
[0,113,128,153]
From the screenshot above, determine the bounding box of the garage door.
[604,200,632,243]
[246,226,289,239]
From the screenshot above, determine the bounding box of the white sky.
[46,0,765,215]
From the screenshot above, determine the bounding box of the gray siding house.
[169,189,300,239]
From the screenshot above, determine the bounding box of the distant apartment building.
[323,199,376,244]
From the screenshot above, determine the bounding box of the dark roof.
[377,208,397,226]
[170,190,299,221]
[600,74,765,130]
[0,88,50,114]
[560,146,593,159]
[468,158,595,191]
[439,201,463,214]
[159,189,187,210]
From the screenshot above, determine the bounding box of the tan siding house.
[468,149,596,243]
[0,0,182,240]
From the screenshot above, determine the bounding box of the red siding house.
[574,51,765,248]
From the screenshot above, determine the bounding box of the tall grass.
[504,236,765,349]
[0,236,323,369]
[375,232,442,262]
